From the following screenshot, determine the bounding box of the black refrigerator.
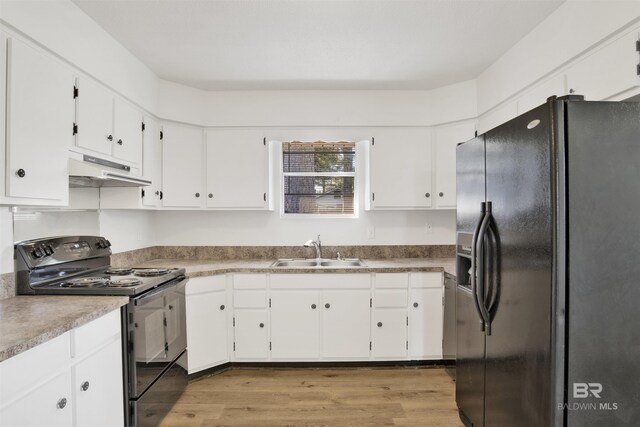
[455,95,640,427]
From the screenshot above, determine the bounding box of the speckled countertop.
[0,296,128,362]
[139,257,457,277]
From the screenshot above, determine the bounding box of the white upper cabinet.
[566,29,640,102]
[476,101,518,135]
[113,98,143,165]
[161,123,204,208]
[74,77,113,157]
[205,129,270,209]
[3,36,74,204]
[366,128,432,210]
[517,74,566,115]
[74,77,143,169]
[141,117,162,207]
[433,121,476,209]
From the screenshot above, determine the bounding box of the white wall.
[159,80,478,127]
[99,210,157,253]
[0,208,13,274]
[0,0,159,113]
[477,1,640,115]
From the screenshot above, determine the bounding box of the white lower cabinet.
[372,309,408,359]
[321,290,370,359]
[233,310,269,360]
[186,276,229,374]
[270,291,320,359]
[409,287,444,360]
[0,309,123,427]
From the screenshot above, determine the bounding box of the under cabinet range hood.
[69,155,151,188]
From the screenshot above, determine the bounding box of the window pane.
[284,176,355,214]
[283,142,355,173]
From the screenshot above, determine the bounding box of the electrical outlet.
[425,223,433,234]
[367,226,375,239]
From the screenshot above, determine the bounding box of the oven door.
[127,277,187,398]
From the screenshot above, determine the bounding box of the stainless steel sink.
[270,258,366,268]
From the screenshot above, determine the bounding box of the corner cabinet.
[185,275,230,373]
[205,129,272,210]
[161,123,204,208]
[0,310,124,427]
[365,128,433,210]
[1,35,74,206]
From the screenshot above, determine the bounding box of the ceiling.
[73,0,564,91]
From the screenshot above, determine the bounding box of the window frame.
[279,140,359,219]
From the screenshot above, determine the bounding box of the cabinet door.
[75,77,113,156]
[566,30,640,101]
[186,290,228,373]
[5,38,74,201]
[113,98,143,166]
[234,310,268,360]
[369,128,432,209]
[433,122,475,208]
[372,309,407,359]
[0,371,73,427]
[141,118,162,207]
[408,288,444,359]
[73,338,124,427]
[161,124,203,207]
[321,290,370,359]
[206,129,267,209]
[270,291,320,360]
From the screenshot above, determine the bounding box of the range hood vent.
[69,155,151,188]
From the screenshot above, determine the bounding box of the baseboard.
[188,359,456,380]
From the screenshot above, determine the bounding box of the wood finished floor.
[157,367,464,427]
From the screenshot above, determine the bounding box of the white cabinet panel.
[0,371,73,427]
[321,290,370,359]
[409,288,444,360]
[270,291,320,359]
[186,289,228,373]
[73,338,123,427]
[161,124,204,207]
[410,272,443,288]
[374,273,409,289]
[75,77,113,156]
[5,37,73,202]
[567,30,640,101]
[373,290,408,308]
[234,310,269,360]
[233,274,267,289]
[113,98,143,166]
[206,129,268,209]
[142,117,162,207]
[517,74,566,115]
[233,290,267,308]
[476,102,518,135]
[372,309,407,359]
[368,128,432,209]
[433,121,476,208]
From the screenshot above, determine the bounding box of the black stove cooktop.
[15,236,185,297]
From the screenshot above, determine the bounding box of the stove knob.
[48,245,55,255]
[44,245,53,256]
[31,249,42,259]
[105,240,112,247]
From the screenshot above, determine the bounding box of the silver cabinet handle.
[81,381,90,391]
[57,398,67,409]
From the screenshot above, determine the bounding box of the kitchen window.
[282,141,357,217]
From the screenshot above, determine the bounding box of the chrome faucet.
[304,235,322,259]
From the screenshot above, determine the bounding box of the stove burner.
[61,277,109,288]
[109,278,143,288]
[105,267,134,275]
[133,268,170,277]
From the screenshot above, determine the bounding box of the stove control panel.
[15,236,112,268]
[30,244,55,259]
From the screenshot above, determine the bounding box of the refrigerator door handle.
[476,201,493,335]
[471,202,487,331]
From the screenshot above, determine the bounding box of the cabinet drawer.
[234,290,267,308]
[270,274,370,289]
[374,290,408,308]
[233,274,267,289]
[409,272,442,288]
[374,273,409,288]
[72,309,121,359]
[0,332,70,404]
[186,275,226,295]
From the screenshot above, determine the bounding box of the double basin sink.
[271,258,366,268]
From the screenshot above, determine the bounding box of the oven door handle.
[133,276,187,305]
